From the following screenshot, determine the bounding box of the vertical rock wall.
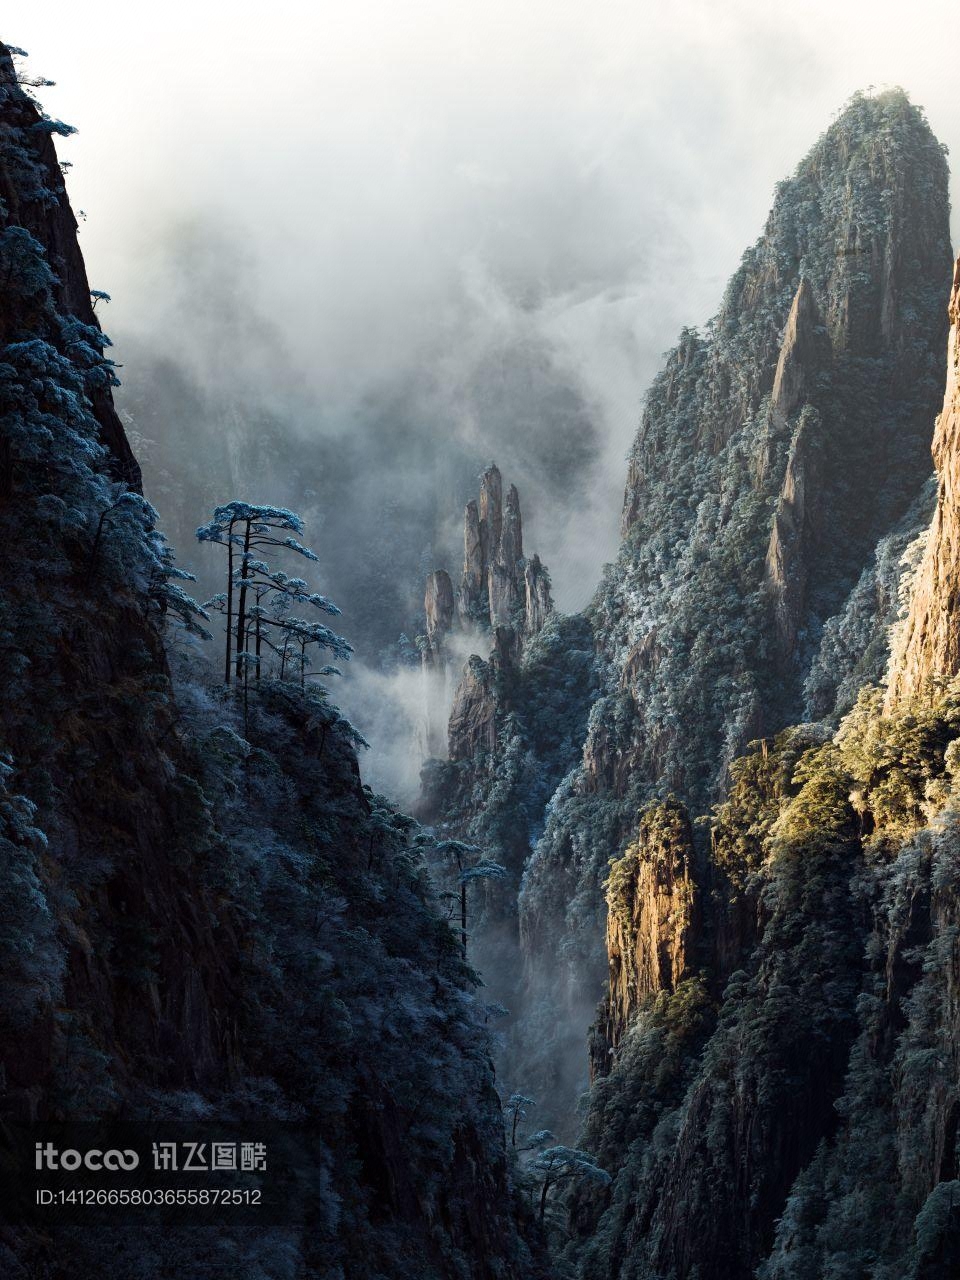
[590,799,700,1079]
[887,257,960,707]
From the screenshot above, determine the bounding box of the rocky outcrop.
[887,256,960,708]
[422,568,457,754]
[449,655,495,762]
[460,500,485,617]
[424,567,455,660]
[448,626,521,762]
[421,464,553,761]
[770,277,829,421]
[524,554,552,639]
[479,463,503,573]
[489,482,525,626]
[761,280,833,659]
[453,464,549,637]
[500,483,523,568]
[590,800,700,1078]
[763,406,822,658]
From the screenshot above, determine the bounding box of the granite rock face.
[420,464,553,762]
[771,278,825,419]
[454,464,550,640]
[887,256,960,708]
[424,568,456,656]
[589,800,700,1080]
[763,404,823,659]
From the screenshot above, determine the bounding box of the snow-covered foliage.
[570,681,960,1280]
[0,48,544,1280]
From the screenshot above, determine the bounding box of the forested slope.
[569,253,960,1280]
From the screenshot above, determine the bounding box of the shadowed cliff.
[0,40,545,1280]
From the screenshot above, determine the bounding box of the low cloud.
[12,0,960,788]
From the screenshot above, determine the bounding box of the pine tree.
[197,502,350,690]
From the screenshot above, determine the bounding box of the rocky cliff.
[425,462,553,657]
[425,90,952,1142]
[887,256,960,708]
[589,800,701,1080]
[0,42,543,1280]
[566,191,960,1280]
[420,463,553,762]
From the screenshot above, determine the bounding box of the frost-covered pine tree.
[197,502,350,688]
[430,839,506,958]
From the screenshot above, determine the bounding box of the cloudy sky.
[10,2,959,792]
[14,2,960,593]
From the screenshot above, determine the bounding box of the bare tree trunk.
[234,519,251,682]
[539,1177,550,1225]
[460,882,468,959]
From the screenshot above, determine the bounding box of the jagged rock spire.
[419,463,554,761]
[450,464,552,638]
[478,463,503,569]
[523,554,551,639]
[462,500,484,606]
[424,569,454,648]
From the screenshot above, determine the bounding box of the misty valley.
[4,22,960,1280]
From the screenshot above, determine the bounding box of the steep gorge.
[8,30,960,1279]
